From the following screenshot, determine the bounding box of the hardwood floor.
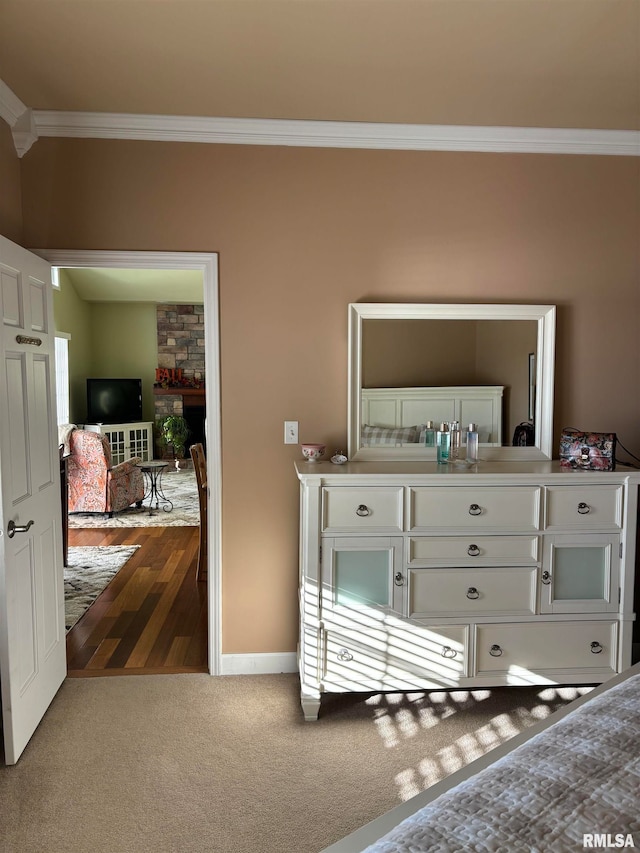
[66,526,208,677]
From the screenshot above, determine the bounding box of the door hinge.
[319,545,322,563]
[619,587,622,605]
[619,542,623,559]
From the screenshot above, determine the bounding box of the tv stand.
[84,422,153,465]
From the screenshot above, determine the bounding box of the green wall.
[90,302,158,422]
[53,275,158,423]
[53,270,92,423]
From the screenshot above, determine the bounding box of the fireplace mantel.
[153,387,205,407]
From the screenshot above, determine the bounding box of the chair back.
[190,443,207,492]
[190,443,208,581]
[69,429,111,474]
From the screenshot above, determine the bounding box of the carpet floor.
[68,468,199,528]
[65,545,141,630]
[0,673,591,853]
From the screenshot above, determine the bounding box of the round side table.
[137,461,173,513]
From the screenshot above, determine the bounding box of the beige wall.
[362,320,478,388]
[19,138,640,655]
[0,121,22,243]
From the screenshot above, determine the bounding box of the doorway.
[38,249,222,676]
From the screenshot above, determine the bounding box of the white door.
[0,235,66,765]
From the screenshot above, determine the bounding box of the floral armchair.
[67,429,145,516]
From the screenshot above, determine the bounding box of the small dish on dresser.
[331,452,348,465]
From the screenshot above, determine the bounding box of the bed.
[323,662,640,852]
[360,386,504,446]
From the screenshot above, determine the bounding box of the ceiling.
[0,0,638,131]
[62,268,204,303]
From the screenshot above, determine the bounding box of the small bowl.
[301,443,326,463]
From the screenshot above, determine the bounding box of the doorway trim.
[35,249,222,676]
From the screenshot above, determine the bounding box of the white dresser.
[296,460,640,721]
[84,421,154,465]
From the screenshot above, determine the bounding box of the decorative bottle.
[449,420,461,461]
[423,420,436,447]
[466,422,479,463]
[436,422,450,464]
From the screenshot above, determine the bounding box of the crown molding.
[0,79,28,126]
[32,110,640,156]
[11,109,38,157]
[0,80,38,156]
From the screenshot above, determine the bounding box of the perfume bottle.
[466,422,479,463]
[436,422,450,464]
[423,420,436,447]
[449,420,461,461]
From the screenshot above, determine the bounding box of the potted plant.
[157,415,190,463]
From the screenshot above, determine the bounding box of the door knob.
[7,519,34,538]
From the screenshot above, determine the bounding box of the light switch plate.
[284,421,299,444]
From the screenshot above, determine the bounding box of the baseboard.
[220,652,298,675]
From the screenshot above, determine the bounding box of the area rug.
[68,468,199,528]
[64,545,140,631]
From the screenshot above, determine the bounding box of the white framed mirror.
[348,303,556,462]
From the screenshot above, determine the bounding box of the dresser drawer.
[322,623,468,687]
[408,486,541,532]
[322,487,403,533]
[475,621,618,675]
[545,485,623,531]
[408,567,537,618]
[408,535,539,566]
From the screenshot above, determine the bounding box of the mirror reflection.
[348,303,556,462]
[362,319,538,447]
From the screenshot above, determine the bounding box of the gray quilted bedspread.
[364,674,640,852]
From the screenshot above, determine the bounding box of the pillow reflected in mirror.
[361,424,420,446]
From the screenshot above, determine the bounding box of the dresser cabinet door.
[540,534,620,613]
[321,537,404,616]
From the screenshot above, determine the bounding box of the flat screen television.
[86,378,143,424]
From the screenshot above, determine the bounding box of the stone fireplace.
[154,304,206,456]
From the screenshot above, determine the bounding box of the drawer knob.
[577,502,591,515]
[441,646,457,659]
[489,644,503,657]
[394,572,405,586]
[466,587,480,600]
[467,544,480,557]
[355,504,371,517]
[541,570,552,585]
[337,648,353,662]
[590,641,603,655]
[468,503,482,516]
